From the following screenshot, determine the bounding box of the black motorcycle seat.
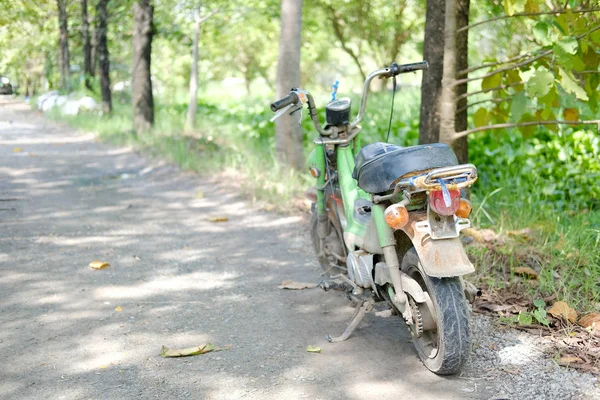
[352,142,458,194]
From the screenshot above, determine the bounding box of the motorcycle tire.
[401,248,470,375]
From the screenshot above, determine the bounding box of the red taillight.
[429,189,460,216]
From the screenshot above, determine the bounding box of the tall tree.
[419,0,469,163]
[81,0,93,90]
[57,0,70,91]
[275,0,304,170]
[132,0,154,132]
[418,0,444,146]
[96,0,112,112]
[185,6,218,132]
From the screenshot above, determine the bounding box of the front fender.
[400,213,474,278]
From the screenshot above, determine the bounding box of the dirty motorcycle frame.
[270,61,480,375]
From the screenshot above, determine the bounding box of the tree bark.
[185,17,200,132]
[438,0,457,145]
[82,0,93,90]
[57,0,70,91]
[96,0,112,113]
[418,0,445,145]
[132,0,154,133]
[275,0,304,170]
[453,0,469,163]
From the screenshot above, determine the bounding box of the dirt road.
[0,99,597,400]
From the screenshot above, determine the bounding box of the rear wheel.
[310,204,346,277]
[402,248,470,375]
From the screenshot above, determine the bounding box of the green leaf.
[306,345,322,353]
[519,113,537,137]
[510,91,528,122]
[473,108,490,127]
[482,73,502,92]
[533,308,550,326]
[518,312,533,326]
[556,37,578,55]
[526,68,554,98]
[533,299,546,308]
[533,22,549,43]
[559,68,589,101]
[553,43,586,71]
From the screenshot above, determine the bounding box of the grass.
[44,89,600,314]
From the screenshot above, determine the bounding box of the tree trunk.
[438,0,457,145]
[81,0,93,90]
[96,0,112,113]
[275,0,304,170]
[57,0,70,91]
[453,0,470,163]
[132,0,154,133]
[418,0,445,145]
[185,18,200,132]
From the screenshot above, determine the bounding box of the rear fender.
[399,212,474,278]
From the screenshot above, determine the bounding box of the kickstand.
[327,298,375,343]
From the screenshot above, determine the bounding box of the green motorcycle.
[270,61,479,375]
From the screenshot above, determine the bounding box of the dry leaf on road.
[12,147,23,153]
[161,343,215,357]
[208,217,228,222]
[278,280,317,290]
[558,356,582,365]
[513,266,538,279]
[578,313,600,331]
[114,306,123,312]
[306,345,322,354]
[89,260,110,270]
[548,301,578,323]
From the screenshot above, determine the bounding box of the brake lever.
[269,103,295,122]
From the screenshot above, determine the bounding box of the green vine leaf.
[559,68,589,101]
[526,67,554,98]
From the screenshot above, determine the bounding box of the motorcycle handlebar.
[270,92,300,112]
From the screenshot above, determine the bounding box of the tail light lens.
[384,204,409,229]
[429,189,460,216]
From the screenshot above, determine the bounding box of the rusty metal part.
[327,298,375,343]
[398,212,474,278]
[462,278,482,304]
[409,297,424,338]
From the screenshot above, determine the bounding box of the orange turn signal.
[309,167,321,178]
[384,204,409,230]
[456,198,472,218]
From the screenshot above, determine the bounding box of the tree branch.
[458,52,531,76]
[456,97,506,114]
[453,25,600,86]
[453,50,552,87]
[457,80,525,100]
[457,7,600,33]
[327,8,367,81]
[456,120,600,138]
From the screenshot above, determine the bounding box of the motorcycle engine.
[347,252,375,289]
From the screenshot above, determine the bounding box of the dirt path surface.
[0,98,598,400]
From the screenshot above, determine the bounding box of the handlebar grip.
[398,61,429,73]
[270,92,300,112]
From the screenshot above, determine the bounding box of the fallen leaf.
[208,217,228,222]
[578,313,600,331]
[196,191,204,198]
[161,343,215,358]
[278,280,317,290]
[114,306,123,312]
[89,260,110,270]
[507,228,534,240]
[548,301,578,323]
[558,356,582,365]
[12,147,23,153]
[513,266,538,279]
[461,228,500,243]
[306,345,322,354]
[264,204,275,212]
[99,365,108,369]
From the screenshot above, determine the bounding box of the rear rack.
[372,164,478,204]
